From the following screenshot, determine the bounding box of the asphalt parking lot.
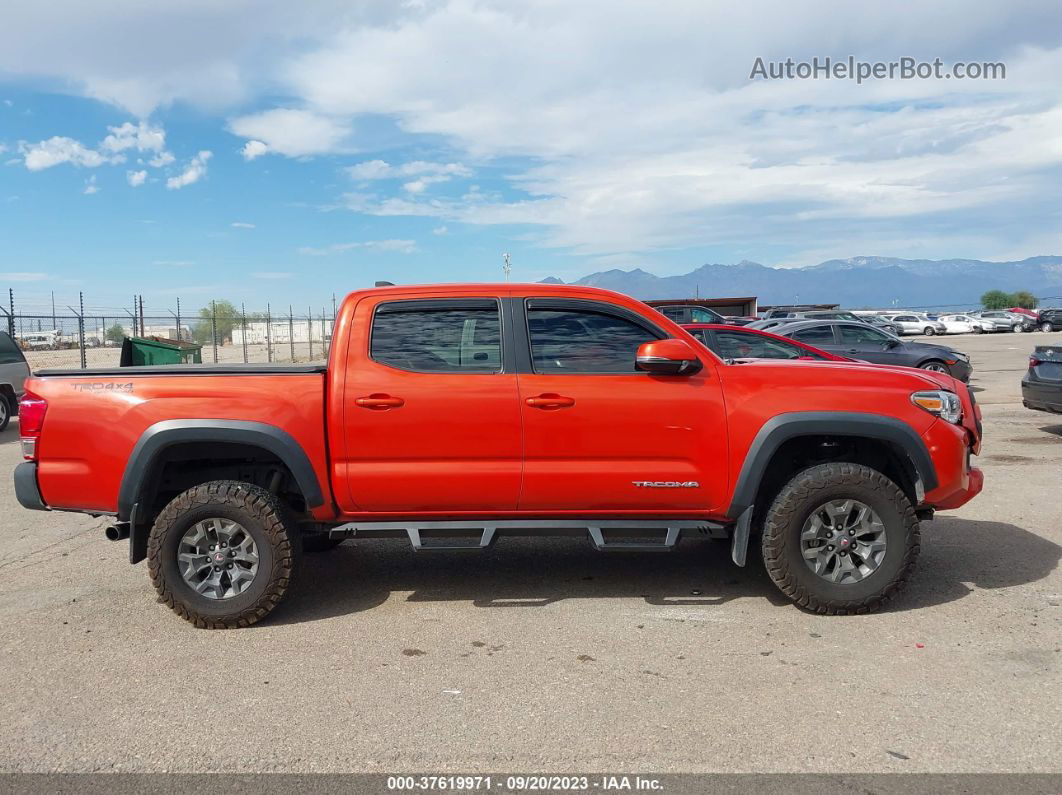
[0,331,1059,774]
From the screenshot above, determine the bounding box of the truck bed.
[36,364,327,376]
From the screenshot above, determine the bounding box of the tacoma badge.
[632,481,700,488]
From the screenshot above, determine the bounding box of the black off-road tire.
[0,393,10,432]
[147,481,300,629]
[761,463,920,615]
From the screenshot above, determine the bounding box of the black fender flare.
[727,411,938,522]
[118,419,325,521]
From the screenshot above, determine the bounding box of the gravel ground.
[0,331,1059,773]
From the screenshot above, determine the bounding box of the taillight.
[1029,356,1041,368]
[18,391,47,460]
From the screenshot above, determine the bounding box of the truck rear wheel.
[761,463,919,615]
[147,481,300,628]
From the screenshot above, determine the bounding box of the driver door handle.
[525,393,575,410]
[355,394,405,410]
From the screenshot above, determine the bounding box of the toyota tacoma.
[14,284,983,627]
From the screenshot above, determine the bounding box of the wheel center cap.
[214,552,226,563]
[839,538,851,548]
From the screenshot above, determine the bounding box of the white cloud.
[100,120,165,154]
[231,221,255,228]
[83,175,100,194]
[166,150,212,189]
[0,271,48,281]
[127,169,147,187]
[149,151,174,167]
[240,139,268,160]
[432,226,448,235]
[228,108,349,157]
[4,3,1062,261]
[20,136,119,170]
[298,239,417,255]
[252,271,293,279]
[152,260,195,266]
[346,159,471,182]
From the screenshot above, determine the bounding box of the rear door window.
[370,300,502,373]
[791,325,836,345]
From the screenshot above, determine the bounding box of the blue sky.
[2,1,1061,315]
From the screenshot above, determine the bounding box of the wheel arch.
[120,420,324,564]
[727,412,938,521]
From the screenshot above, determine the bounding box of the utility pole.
[51,291,56,330]
[503,252,512,282]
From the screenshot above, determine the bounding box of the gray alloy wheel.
[800,499,887,584]
[1013,324,1024,333]
[1041,322,1053,333]
[921,361,949,373]
[923,326,936,336]
[177,518,260,600]
[0,396,9,431]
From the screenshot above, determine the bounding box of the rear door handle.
[355,394,405,410]
[525,393,575,410]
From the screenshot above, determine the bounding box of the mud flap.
[128,502,149,564]
[731,506,754,566]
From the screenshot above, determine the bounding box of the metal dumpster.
[120,335,203,366]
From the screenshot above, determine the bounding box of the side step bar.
[328,519,727,553]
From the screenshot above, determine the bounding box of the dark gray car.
[767,320,972,381]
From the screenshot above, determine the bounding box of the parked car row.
[684,319,972,381]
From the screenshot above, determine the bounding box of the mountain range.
[540,256,1062,309]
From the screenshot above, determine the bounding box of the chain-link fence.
[1,291,337,372]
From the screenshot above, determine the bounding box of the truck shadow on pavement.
[268,518,1060,625]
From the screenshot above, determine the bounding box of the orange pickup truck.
[14,284,983,627]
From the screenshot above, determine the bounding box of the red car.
[682,323,855,362]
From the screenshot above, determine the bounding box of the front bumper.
[14,462,48,511]
[1022,379,1062,414]
[920,419,982,511]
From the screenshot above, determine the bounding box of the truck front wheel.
[147,481,300,628]
[761,463,920,615]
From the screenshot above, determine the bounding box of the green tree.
[192,300,241,344]
[1011,290,1039,310]
[980,289,1014,310]
[104,322,127,344]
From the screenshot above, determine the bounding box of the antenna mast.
[502,252,512,282]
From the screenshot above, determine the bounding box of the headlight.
[911,390,963,423]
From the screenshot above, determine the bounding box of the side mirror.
[885,339,901,348]
[636,339,703,376]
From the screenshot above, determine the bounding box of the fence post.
[7,289,14,338]
[175,297,181,341]
[210,300,218,363]
[78,292,86,369]
[241,303,248,364]
[288,306,295,361]
[266,303,273,363]
[139,295,145,337]
[307,307,313,360]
